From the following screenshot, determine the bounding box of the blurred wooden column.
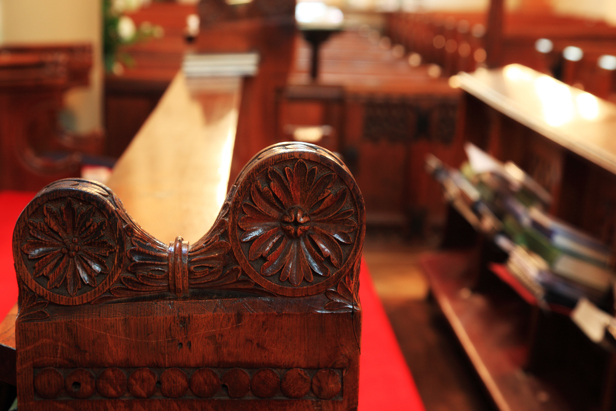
[485,0,504,68]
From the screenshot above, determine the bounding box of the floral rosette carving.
[14,180,124,305]
[231,147,365,297]
[22,199,114,296]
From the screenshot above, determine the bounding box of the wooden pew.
[385,7,616,77]
[0,4,435,411]
[0,44,104,191]
[2,3,370,409]
[283,29,460,233]
[423,64,616,411]
[11,61,366,410]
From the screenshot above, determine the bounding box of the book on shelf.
[427,146,616,310]
[572,298,616,343]
[426,155,501,234]
[506,246,606,309]
[507,217,614,293]
[506,246,547,300]
[427,154,474,204]
[450,169,481,205]
[528,207,613,266]
[464,143,552,207]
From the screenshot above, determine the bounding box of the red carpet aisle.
[0,191,425,409]
[358,260,426,411]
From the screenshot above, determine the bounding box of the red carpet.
[0,191,36,320]
[358,260,426,411]
[0,191,425,409]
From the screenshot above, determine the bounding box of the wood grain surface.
[107,74,241,244]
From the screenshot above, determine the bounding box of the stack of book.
[427,144,615,310]
[504,206,613,307]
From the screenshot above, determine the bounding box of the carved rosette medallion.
[229,145,365,297]
[13,180,124,305]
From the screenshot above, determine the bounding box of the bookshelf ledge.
[420,251,573,411]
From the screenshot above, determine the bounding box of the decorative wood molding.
[362,97,459,145]
[32,367,343,401]
[15,143,364,411]
[14,142,365,313]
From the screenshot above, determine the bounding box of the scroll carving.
[18,284,49,321]
[14,143,365,315]
[325,259,361,311]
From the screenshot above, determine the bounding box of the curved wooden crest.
[13,142,365,318]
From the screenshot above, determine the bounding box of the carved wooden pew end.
[13,142,365,410]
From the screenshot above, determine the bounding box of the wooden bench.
[283,29,460,234]
[385,6,616,78]
[0,44,103,191]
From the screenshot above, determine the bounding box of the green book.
[520,227,613,292]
